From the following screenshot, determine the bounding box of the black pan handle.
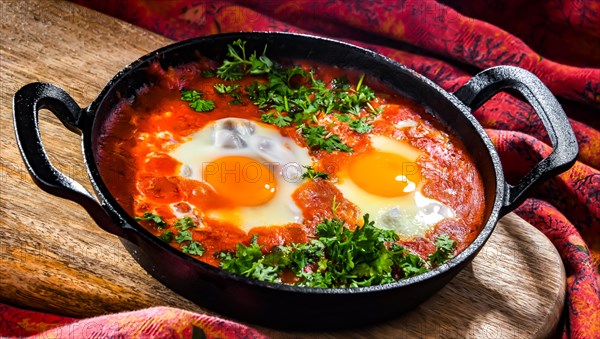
[13,82,125,237]
[454,66,578,216]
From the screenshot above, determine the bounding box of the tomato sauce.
[96,58,485,266]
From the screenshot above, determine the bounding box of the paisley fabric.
[0,303,265,338]
[3,0,598,338]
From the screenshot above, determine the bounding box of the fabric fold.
[5,1,596,338]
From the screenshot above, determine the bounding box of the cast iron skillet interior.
[13,32,578,329]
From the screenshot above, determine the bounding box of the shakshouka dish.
[97,40,485,288]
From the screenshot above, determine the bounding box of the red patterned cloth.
[0,303,265,338]
[3,0,598,338]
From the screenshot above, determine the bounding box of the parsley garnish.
[214,83,243,105]
[136,214,205,253]
[217,215,455,288]
[261,111,292,127]
[427,235,456,266]
[218,235,281,282]
[214,40,384,152]
[349,117,374,134]
[301,165,329,181]
[176,230,193,243]
[301,125,353,152]
[135,212,167,229]
[171,216,205,255]
[337,114,374,133]
[174,216,195,231]
[331,195,340,214]
[216,39,272,80]
[182,241,205,256]
[158,230,174,243]
[336,114,352,122]
[181,89,215,112]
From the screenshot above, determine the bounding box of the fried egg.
[169,118,311,232]
[335,135,455,237]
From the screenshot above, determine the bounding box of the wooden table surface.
[0,1,566,338]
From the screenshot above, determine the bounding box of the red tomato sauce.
[96,58,485,266]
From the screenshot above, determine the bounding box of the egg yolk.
[348,151,421,197]
[202,156,277,206]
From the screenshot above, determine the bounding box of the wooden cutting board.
[0,1,565,338]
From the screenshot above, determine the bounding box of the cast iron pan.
[12,32,578,329]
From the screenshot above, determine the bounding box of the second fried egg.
[335,135,455,237]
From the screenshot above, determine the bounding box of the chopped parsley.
[158,230,174,243]
[136,214,206,255]
[213,39,383,152]
[174,216,195,231]
[217,215,456,288]
[135,212,167,229]
[349,117,374,134]
[213,83,243,105]
[180,89,215,112]
[175,230,193,243]
[301,165,329,181]
[301,125,353,153]
[218,235,281,282]
[261,111,292,127]
[173,217,203,253]
[182,241,206,256]
[336,114,352,122]
[427,235,456,266]
[217,39,272,80]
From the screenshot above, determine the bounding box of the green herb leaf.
[389,243,428,278]
[217,235,282,283]
[214,83,238,94]
[218,214,439,288]
[249,53,273,75]
[181,89,216,112]
[174,216,195,231]
[301,165,329,181]
[135,212,167,229]
[331,195,340,214]
[214,83,243,105]
[261,112,292,127]
[349,117,374,134]
[158,230,174,243]
[216,39,273,80]
[301,125,353,153]
[181,89,200,102]
[336,114,352,122]
[182,241,205,256]
[176,230,193,243]
[427,235,456,267]
[214,40,381,153]
[189,98,216,112]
